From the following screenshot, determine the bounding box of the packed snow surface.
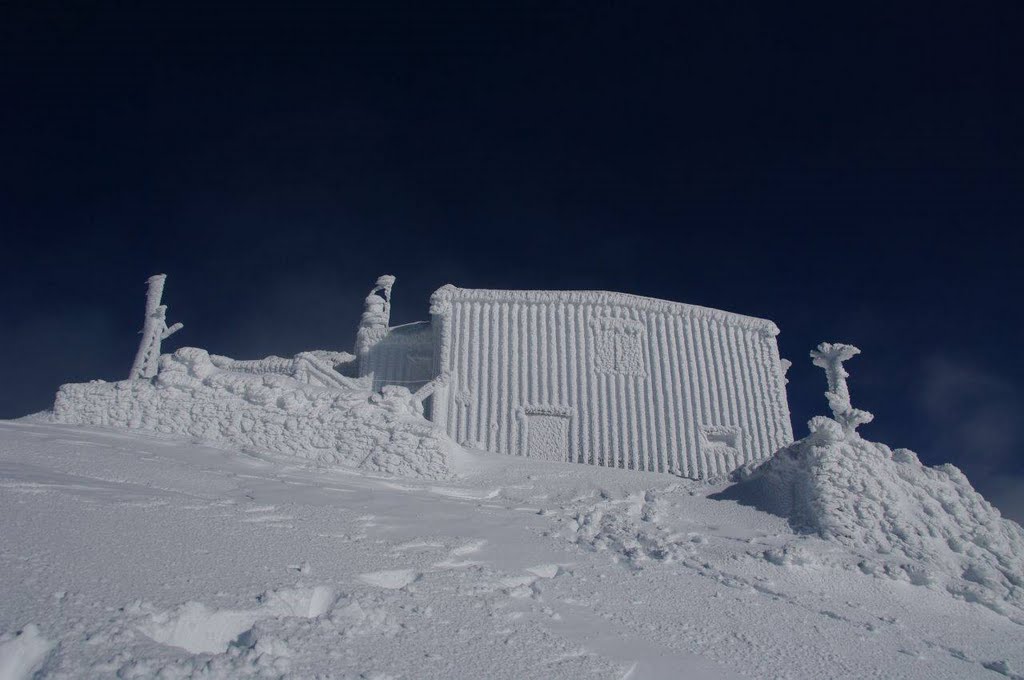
[0,624,53,680]
[52,347,453,479]
[720,415,1024,624]
[2,419,1023,678]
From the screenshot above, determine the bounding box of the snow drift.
[720,405,1024,622]
[52,347,454,479]
[0,624,52,680]
[718,343,1024,623]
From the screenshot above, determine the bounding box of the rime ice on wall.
[426,286,793,478]
[54,347,454,480]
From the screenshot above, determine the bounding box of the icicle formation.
[129,274,183,380]
[809,342,873,434]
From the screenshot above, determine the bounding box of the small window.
[704,429,739,449]
[592,317,645,376]
[699,425,742,453]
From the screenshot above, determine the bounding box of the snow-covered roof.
[430,285,779,335]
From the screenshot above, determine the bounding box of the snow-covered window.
[592,318,645,376]
[699,425,742,455]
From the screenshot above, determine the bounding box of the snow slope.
[2,419,1022,679]
[719,415,1024,625]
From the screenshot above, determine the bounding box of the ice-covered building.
[355,276,793,478]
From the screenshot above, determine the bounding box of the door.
[525,413,570,461]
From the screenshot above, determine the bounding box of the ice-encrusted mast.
[128,274,183,380]
[810,342,873,434]
[355,275,396,356]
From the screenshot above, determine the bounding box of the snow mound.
[720,415,1024,622]
[563,489,695,569]
[52,347,454,479]
[115,588,401,679]
[0,625,53,680]
[136,586,336,654]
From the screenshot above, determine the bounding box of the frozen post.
[129,274,183,380]
[810,342,873,434]
[355,274,396,356]
[377,274,395,320]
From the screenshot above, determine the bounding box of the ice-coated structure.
[129,274,183,380]
[54,274,793,480]
[809,342,873,434]
[356,277,794,478]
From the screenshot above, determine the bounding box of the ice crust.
[52,347,454,479]
[722,416,1024,621]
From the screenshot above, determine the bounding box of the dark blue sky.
[2,3,1023,519]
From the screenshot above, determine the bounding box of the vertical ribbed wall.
[431,292,793,478]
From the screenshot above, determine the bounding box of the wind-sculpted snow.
[52,347,454,479]
[0,624,53,680]
[719,416,1024,622]
[5,421,1024,678]
[563,489,695,568]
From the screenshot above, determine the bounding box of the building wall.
[428,286,793,478]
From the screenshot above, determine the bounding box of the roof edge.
[429,285,779,336]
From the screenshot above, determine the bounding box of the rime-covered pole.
[810,342,873,434]
[355,274,396,356]
[129,274,183,380]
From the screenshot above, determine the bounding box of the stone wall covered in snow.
[52,347,454,480]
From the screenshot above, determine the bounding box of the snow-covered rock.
[52,347,454,479]
[720,416,1024,622]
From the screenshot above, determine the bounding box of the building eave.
[430,285,780,336]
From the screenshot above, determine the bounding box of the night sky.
[3,3,1023,520]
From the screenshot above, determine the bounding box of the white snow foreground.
[721,417,1024,623]
[2,421,1024,679]
[5,339,1024,678]
[52,347,455,480]
[0,625,53,680]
